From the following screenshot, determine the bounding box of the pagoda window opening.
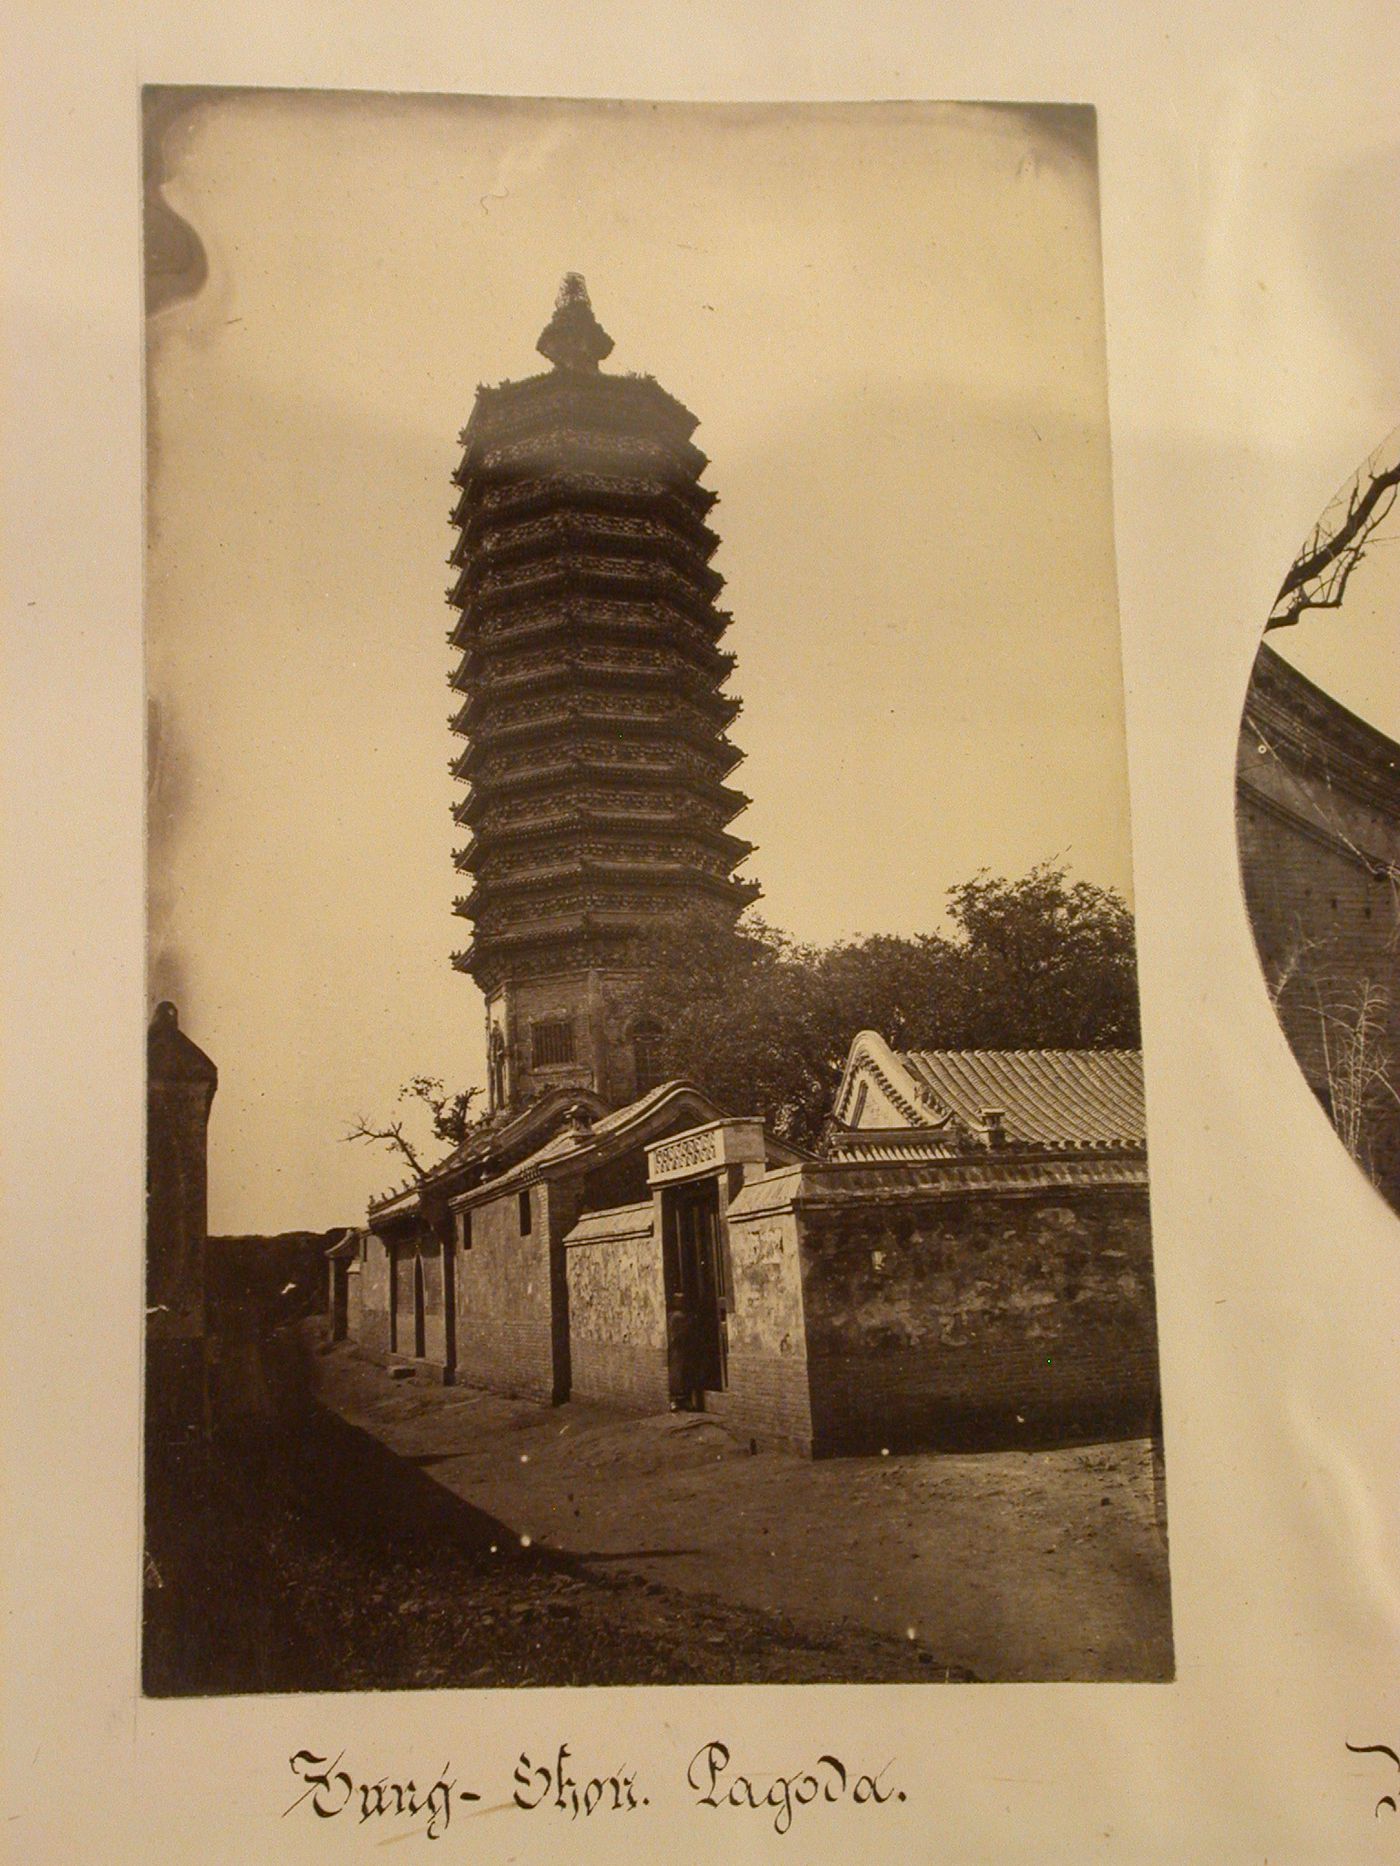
[531,1018,576,1067]
[518,1189,533,1235]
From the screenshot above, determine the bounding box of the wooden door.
[672,1181,726,1394]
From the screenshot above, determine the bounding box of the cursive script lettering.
[512,1744,646,1816]
[687,1740,905,1835]
[1348,1741,1400,1819]
[285,1752,478,1840]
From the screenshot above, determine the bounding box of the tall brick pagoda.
[446,276,758,1114]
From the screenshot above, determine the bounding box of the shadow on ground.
[143,1326,971,1693]
[313,1334,1173,1685]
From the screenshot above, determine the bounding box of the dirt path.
[147,1368,955,1691]
[314,1344,1172,1684]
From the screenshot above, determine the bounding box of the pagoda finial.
[536,273,614,372]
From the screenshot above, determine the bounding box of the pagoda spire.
[536,273,615,372]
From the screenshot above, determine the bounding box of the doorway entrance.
[413,1252,426,1360]
[664,1179,726,1404]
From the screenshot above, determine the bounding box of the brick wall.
[564,1202,671,1412]
[563,1189,816,1447]
[728,1159,1159,1456]
[346,1265,364,1342]
[718,1193,814,1453]
[454,1185,559,1403]
[1238,647,1400,1208]
[800,1176,1158,1453]
[358,1233,394,1358]
[422,1245,446,1365]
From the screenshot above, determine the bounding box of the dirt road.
[314,1343,1172,1683]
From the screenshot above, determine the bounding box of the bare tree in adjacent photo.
[1267,443,1400,632]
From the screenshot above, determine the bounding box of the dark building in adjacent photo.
[1238,641,1400,1211]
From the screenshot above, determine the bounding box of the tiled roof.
[899,1049,1145,1148]
[453,1081,812,1211]
[451,1080,726,1208]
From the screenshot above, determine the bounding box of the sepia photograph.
[1236,431,1400,1220]
[143,89,1171,1694]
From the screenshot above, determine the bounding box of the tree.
[937,864,1141,1049]
[344,1076,485,1180]
[1267,444,1400,631]
[625,864,1141,1148]
[348,865,1142,1164]
[621,910,850,1146]
[1266,930,1400,1196]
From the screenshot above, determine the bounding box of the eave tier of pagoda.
[448,600,732,674]
[454,844,756,916]
[447,610,735,685]
[454,806,751,869]
[446,560,729,638]
[454,908,760,990]
[455,705,750,779]
[459,864,760,922]
[449,666,741,738]
[451,767,750,830]
[450,475,718,556]
[447,629,735,692]
[450,539,722,610]
[449,503,721,584]
[456,365,703,457]
[453,430,709,507]
[452,874,763,980]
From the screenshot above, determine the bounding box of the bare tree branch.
[1268,459,1400,630]
[343,1114,428,1179]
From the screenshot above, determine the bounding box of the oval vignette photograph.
[1236,431,1400,1217]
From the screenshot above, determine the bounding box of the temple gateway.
[346,279,1160,1457]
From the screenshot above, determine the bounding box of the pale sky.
[145,91,1135,1232]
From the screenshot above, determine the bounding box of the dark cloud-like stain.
[146,691,191,1013]
[1033,103,1097,172]
[991,102,1098,182]
[144,88,222,1023]
[143,86,219,316]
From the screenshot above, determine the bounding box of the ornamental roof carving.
[535,273,614,372]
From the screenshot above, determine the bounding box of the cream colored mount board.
[2,4,1399,1864]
